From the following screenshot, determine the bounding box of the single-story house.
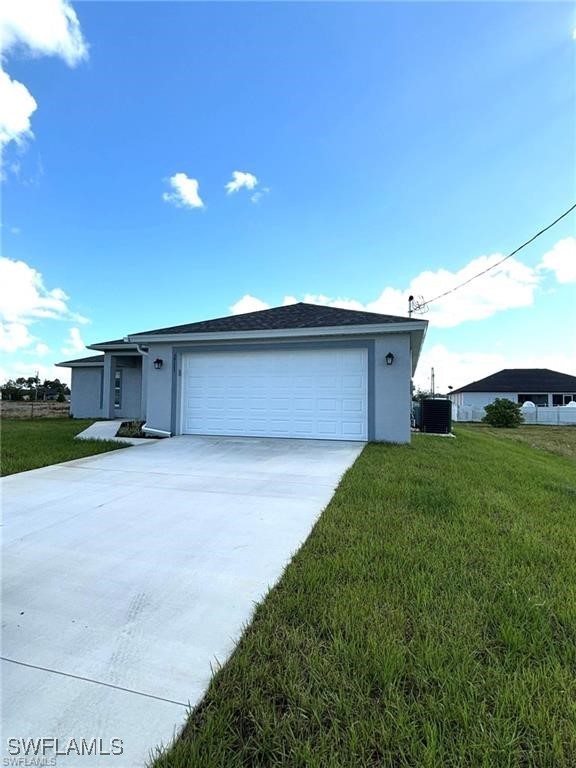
[57,303,428,443]
[450,368,576,408]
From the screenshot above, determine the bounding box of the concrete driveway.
[1,436,363,766]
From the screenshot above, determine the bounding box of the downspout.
[126,341,161,434]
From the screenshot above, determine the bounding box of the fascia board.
[127,321,427,344]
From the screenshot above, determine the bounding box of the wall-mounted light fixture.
[385,352,395,366]
[153,358,163,370]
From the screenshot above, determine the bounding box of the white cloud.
[230,294,271,315]
[414,345,506,394]
[0,0,88,65]
[0,321,34,352]
[298,294,366,312]
[0,68,37,149]
[0,361,71,386]
[0,0,88,153]
[251,187,270,204]
[0,257,88,324]
[34,342,50,356]
[60,326,85,354]
[225,171,258,195]
[232,251,542,329]
[0,256,89,353]
[163,173,204,209]
[365,254,539,328]
[538,237,576,284]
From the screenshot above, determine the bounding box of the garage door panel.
[317,375,338,389]
[343,374,364,388]
[317,421,338,435]
[347,350,366,366]
[343,421,364,436]
[181,349,367,441]
[318,398,338,411]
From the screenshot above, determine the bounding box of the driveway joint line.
[1,656,188,708]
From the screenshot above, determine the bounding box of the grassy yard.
[152,425,576,768]
[467,423,576,461]
[1,418,129,476]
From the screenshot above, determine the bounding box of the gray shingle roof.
[56,354,105,367]
[130,302,417,337]
[451,369,576,394]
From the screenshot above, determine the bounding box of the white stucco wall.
[452,391,556,408]
[452,391,517,408]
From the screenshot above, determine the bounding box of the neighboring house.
[450,368,576,409]
[57,302,427,443]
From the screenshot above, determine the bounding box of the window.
[517,394,548,407]
[552,394,576,406]
[114,369,122,408]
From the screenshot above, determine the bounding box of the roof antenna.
[408,295,414,318]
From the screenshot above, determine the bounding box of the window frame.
[114,369,123,409]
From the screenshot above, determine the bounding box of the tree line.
[1,376,70,402]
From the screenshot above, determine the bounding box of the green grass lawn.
[1,418,129,476]
[152,425,576,768]
[465,423,576,461]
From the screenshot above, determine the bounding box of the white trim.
[127,321,426,344]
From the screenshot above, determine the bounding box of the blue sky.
[1,0,574,390]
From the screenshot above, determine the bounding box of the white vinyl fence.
[452,404,576,425]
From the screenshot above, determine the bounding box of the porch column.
[140,354,148,420]
[102,354,117,419]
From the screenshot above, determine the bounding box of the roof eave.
[56,360,104,368]
[87,343,141,352]
[126,320,428,345]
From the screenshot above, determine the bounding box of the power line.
[417,203,576,311]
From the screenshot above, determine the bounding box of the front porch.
[102,353,145,420]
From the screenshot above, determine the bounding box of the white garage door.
[181,348,368,441]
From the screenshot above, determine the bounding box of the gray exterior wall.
[70,367,104,418]
[142,343,174,435]
[142,333,414,443]
[114,359,143,419]
[373,335,412,443]
[70,355,143,420]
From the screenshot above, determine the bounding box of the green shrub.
[482,398,523,428]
